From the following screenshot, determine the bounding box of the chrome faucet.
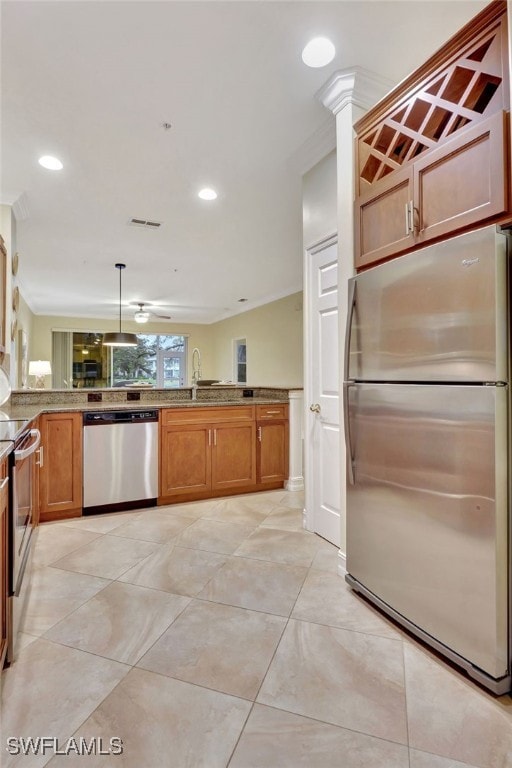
[191,347,202,400]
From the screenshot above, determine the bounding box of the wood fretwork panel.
[357,8,508,195]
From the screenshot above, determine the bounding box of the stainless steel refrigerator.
[344,224,511,694]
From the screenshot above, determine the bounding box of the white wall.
[301,148,338,546]
[29,315,215,388]
[27,293,304,389]
[302,150,337,249]
[0,205,16,382]
[210,292,303,387]
[16,291,34,387]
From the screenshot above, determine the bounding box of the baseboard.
[302,507,310,531]
[158,481,285,506]
[285,476,304,492]
[337,549,347,577]
[39,508,82,523]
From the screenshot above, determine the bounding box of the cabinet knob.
[309,403,321,413]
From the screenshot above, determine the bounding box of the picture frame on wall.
[18,329,28,388]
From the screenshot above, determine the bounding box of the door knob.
[310,403,321,413]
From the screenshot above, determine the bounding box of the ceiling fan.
[132,302,172,323]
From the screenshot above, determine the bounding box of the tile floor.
[1,489,512,767]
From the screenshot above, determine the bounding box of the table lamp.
[29,360,52,388]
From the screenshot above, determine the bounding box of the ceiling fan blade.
[153,312,172,320]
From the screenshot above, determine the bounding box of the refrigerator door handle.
[344,278,356,382]
[343,382,355,485]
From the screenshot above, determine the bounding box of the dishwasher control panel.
[84,410,159,425]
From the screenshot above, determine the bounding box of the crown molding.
[316,66,394,116]
[288,117,336,176]
[12,192,30,221]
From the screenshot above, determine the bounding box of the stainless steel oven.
[1,421,40,663]
[11,427,40,595]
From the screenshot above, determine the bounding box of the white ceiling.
[1,0,486,324]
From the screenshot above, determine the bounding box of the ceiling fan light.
[134,310,149,323]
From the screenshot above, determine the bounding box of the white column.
[316,67,392,568]
[286,389,304,492]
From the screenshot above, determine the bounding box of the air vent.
[129,218,162,228]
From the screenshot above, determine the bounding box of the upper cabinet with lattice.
[354,0,510,270]
[356,2,509,193]
[355,1,509,194]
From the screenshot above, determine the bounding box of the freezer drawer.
[345,383,509,684]
[347,225,509,383]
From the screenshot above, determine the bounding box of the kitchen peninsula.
[4,384,303,521]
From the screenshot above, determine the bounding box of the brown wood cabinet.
[0,236,6,361]
[159,404,286,504]
[38,412,83,522]
[0,457,8,671]
[161,423,211,497]
[256,404,289,485]
[160,406,256,501]
[211,421,256,491]
[357,111,508,267]
[355,0,510,269]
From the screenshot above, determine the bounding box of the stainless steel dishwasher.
[83,409,158,514]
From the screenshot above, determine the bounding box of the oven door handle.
[14,429,41,461]
[13,529,33,597]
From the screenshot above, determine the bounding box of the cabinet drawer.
[256,404,288,421]
[162,405,255,425]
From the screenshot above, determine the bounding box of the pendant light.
[103,263,138,347]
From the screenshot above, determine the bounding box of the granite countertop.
[2,397,294,423]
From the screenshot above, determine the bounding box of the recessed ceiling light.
[301,37,335,68]
[198,188,217,201]
[38,155,63,171]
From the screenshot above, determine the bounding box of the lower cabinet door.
[39,412,83,521]
[211,422,256,490]
[160,425,211,497]
[257,421,289,484]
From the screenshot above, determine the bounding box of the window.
[52,331,187,388]
[234,338,247,384]
[110,335,186,388]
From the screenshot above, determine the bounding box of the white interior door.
[305,237,341,546]
[157,350,185,388]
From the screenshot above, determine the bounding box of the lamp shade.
[29,360,52,388]
[103,332,138,346]
[29,360,51,377]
